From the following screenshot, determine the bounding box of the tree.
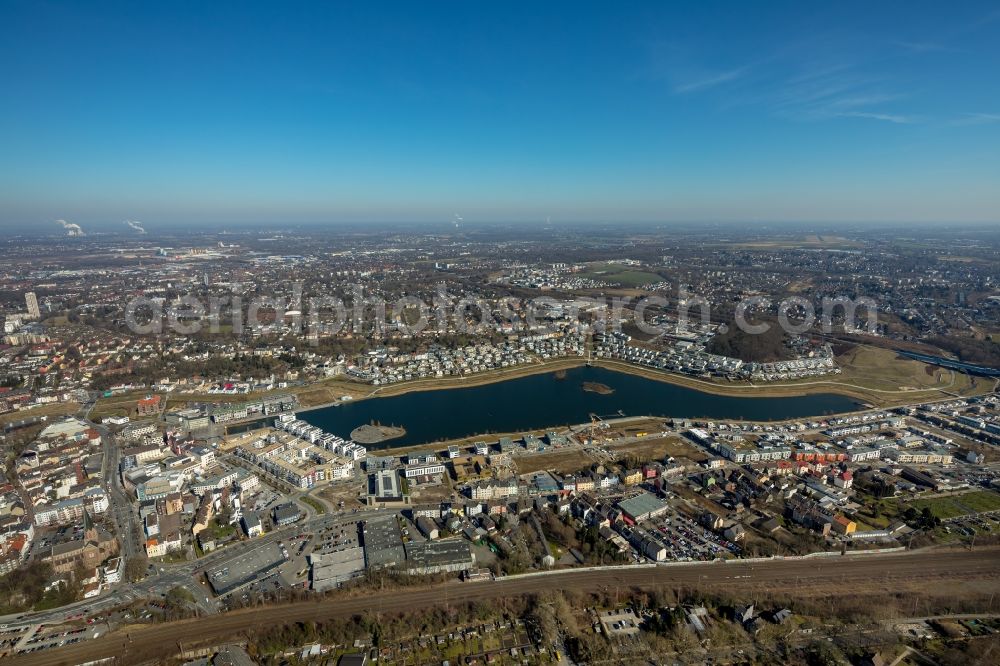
[528,593,560,645]
[216,505,233,526]
[804,640,846,666]
[0,561,55,613]
[707,317,793,363]
[125,555,148,583]
[167,586,194,602]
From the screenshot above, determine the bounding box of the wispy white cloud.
[762,65,916,124]
[973,8,1000,27]
[827,94,905,109]
[673,66,751,93]
[654,21,982,127]
[838,111,917,124]
[893,40,954,54]
[952,112,1000,125]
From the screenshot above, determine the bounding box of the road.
[7,546,1000,666]
[100,426,141,563]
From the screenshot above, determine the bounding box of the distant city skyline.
[1,1,999,227]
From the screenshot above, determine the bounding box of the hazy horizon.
[6,219,1000,239]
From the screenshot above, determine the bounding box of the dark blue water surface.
[299,366,861,450]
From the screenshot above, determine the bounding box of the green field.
[579,263,664,287]
[956,490,1000,513]
[907,490,1000,520]
[866,490,1000,529]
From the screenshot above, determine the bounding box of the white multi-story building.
[468,479,519,500]
[25,291,40,319]
[404,462,447,478]
[715,441,790,463]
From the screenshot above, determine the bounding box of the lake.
[298,366,862,450]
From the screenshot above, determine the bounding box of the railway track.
[7,546,1000,666]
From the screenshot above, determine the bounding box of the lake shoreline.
[299,366,863,449]
[295,356,905,416]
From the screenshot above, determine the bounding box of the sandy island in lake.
[581,381,615,395]
[350,423,407,444]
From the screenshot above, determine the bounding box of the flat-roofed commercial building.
[617,492,670,523]
[403,539,475,575]
[362,515,406,569]
[207,542,287,595]
[310,546,366,591]
[367,469,410,506]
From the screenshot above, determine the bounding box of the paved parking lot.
[649,511,742,561]
[7,623,106,657]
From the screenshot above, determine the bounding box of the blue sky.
[1,1,999,229]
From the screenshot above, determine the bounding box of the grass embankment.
[323,357,589,404]
[87,379,368,421]
[300,496,327,515]
[298,345,966,411]
[0,401,79,427]
[283,378,373,407]
[331,344,979,410]
[89,394,145,421]
[831,346,980,395]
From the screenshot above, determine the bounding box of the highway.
[6,546,1000,666]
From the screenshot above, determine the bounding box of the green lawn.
[206,520,237,540]
[300,495,327,514]
[853,502,893,528]
[956,490,1000,512]
[607,270,665,286]
[853,519,879,532]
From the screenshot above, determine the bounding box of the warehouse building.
[362,515,406,569]
[310,546,366,591]
[403,539,475,575]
